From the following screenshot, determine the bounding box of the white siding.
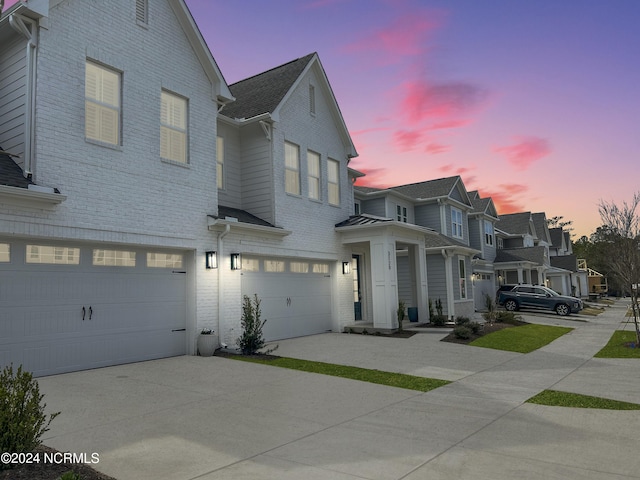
[0,37,27,168]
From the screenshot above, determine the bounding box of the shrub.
[0,365,60,463]
[431,314,447,327]
[455,316,470,325]
[468,321,482,334]
[495,311,522,325]
[236,294,277,355]
[428,299,435,319]
[435,298,444,317]
[397,300,406,332]
[453,326,472,339]
[59,472,83,480]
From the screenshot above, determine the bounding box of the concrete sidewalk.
[38,300,640,479]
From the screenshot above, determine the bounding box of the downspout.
[217,224,231,343]
[9,13,38,178]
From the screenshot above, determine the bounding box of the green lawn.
[469,324,573,353]
[227,355,450,392]
[527,389,640,410]
[595,330,640,358]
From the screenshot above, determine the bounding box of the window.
[312,263,329,274]
[290,261,309,273]
[497,237,504,249]
[0,243,10,262]
[241,257,260,272]
[308,151,320,200]
[26,245,80,265]
[309,84,316,114]
[217,136,224,189]
[147,252,183,268]
[354,202,361,215]
[459,257,467,299]
[264,259,285,272]
[85,61,120,145]
[328,159,340,206]
[135,0,148,25]
[93,249,136,267]
[484,220,494,246]
[396,205,407,222]
[285,142,300,195]
[451,207,463,238]
[160,91,188,163]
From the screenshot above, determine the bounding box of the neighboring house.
[349,176,479,323]
[494,212,550,285]
[548,227,587,297]
[467,191,499,310]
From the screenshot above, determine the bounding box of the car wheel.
[505,299,518,311]
[555,303,570,316]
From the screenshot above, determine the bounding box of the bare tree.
[598,193,640,345]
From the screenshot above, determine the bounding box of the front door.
[352,255,362,320]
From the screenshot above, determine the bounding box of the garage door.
[474,273,495,310]
[0,240,187,377]
[241,257,333,341]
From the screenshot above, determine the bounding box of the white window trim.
[458,256,467,299]
[309,84,316,115]
[396,204,408,222]
[307,150,321,201]
[328,158,340,206]
[285,141,301,196]
[484,220,494,246]
[85,61,121,146]
[451,207,463,239]
[160,90,188,164]
[217,136,224,189]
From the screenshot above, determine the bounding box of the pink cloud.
[425,143,450,154]
[493,136,551,170]
[344,11,442,59]
[400,80,488,124]
[428,119,471,130]
[479,184,529,215]
[393,129,423,151]
[438,164,474,175]
[353,167,393,189]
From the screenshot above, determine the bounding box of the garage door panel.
[0,241,187,377]
[242,261,332,342]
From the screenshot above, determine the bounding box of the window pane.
[328,159,340,205]
[290,261,309,273]
[0,243,10,262]
[147,252,183,268]
[308,151,320,200]
[264,260,285,272]
[217,136,224,189]
[285,142,300,195]
[93,249,136,266]
[160,91,188,163]
[85,62,120,145]
[312,263,329,274]
[26,245,80,265]
[242,257,260,272]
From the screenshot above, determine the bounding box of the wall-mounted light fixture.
[231,253,242,270]
[342,261,351,274]
[205,251,217,269]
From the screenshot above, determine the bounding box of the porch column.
[412,243,429,321]
[370,235,398,329]
[443,250,455,320]
[517,268,524,284]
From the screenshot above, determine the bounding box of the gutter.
[216,224,231,342]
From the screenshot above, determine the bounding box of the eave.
[207,217,291,238]
[0,184,66,206]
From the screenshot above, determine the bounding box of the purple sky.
[6,0,639,237]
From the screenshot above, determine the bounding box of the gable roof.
[496,212,533,236]
[551,254,578,272]
[549,227,565,248]
[220,52,357,158]
[494,246,547,265]
[356,176,472,207]
[222,53,315,120]
[532,212,551,243]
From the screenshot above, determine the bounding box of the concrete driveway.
[38,302,640,479]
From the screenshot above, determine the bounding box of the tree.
[598,193,640,345]
[547,215,574,235]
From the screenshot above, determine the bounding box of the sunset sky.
[6,0,639,238]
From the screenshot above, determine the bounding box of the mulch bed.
[440,321,528,345]
[0,445,116,480]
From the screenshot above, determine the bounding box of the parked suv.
[495,284,517,303]
[497,284,583,316]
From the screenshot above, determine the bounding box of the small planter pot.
[197,333,219,357]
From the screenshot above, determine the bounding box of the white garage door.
[0,240,187,377]
[241,257,333,341]
[474,274,495,310]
